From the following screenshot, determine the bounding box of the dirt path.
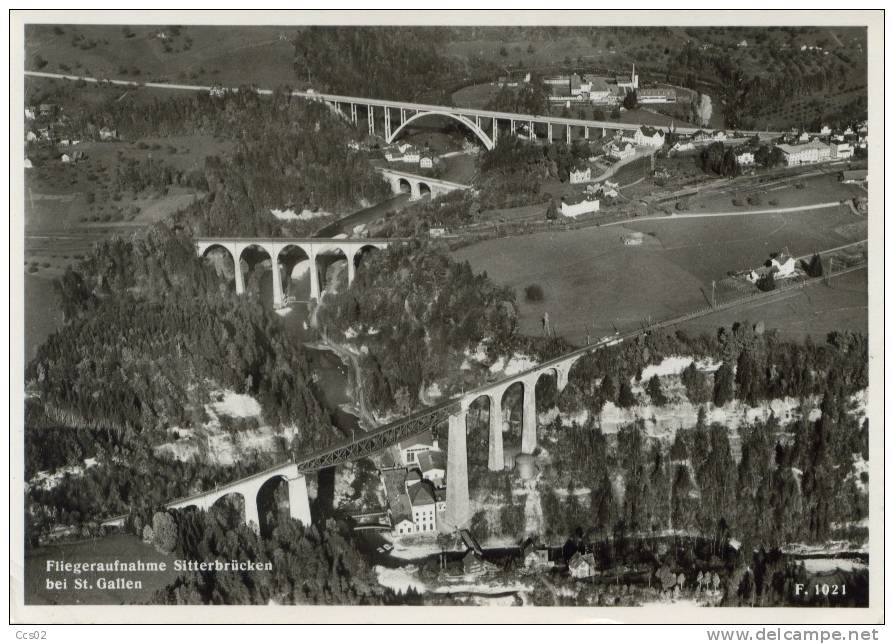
[602,201,843,227]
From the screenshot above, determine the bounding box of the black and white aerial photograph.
[10,8,885,626]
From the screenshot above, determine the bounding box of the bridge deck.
[377,167,471,188]
[23,71,801,138]
[195,237,400,244]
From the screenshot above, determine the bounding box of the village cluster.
[503,64,676,105]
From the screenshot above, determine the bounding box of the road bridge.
[378,167,471,201]
[25,71,797,151]
[195,237,393,306]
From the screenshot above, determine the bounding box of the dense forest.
[55,86,389,225]
[476,137,591,209]
[669,40,867,129]
[540,325,868,550]
[291,27,465,103]
[317,241,520,415]
[155,512,389,605]
[369,191,479,238]
[24,223,339,534]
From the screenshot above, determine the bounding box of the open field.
[24,134,219,281]
[453,205,867,344]
[25,274,64,360]
[25,534,180,604]
[26,25,297,89]
[674,267,867,341]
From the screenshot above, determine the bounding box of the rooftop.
[417,450,446,473]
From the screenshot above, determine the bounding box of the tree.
[618,381,637,408]
[646,375,667,406]
[756,271,776,292]
[805,253,824,278]
[524,284,545,302]
[152,511,178,554]
[681,361,709,403]
[713,362,735,407]
[623,90,639,110]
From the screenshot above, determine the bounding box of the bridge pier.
[492,118,498,144]
[584,126,589,140]
[566,125,572,144]
[409,181,421,201]
[488,395,504,471]
[521,378,538,454]
[345,248,357,286]
[384,107,392,140]
[234,254,246,295]
[547,122,553,142]
[309,251,321,301]
[244,498,261,532]
[529,120,535,140]
[271,256,284,308]
[446,408,470,529]
[368,106,375,136]
[350,103,357,125]
[288,474,312,526]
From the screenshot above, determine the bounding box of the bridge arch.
[200,243,238,293]
[314,246,349,295]
[209,491,250,529]
[256,475,291,537]
[387,110,495,150]
[277,243,313,303]
[238,243,275,304]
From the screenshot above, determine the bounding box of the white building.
[736,151,755,166]
[568,552,596,579]
[26,131,37,142]
[777,139,831,166]
[383,145,402,162]
[398,430,438,466]
[712,130,728,142]
[820,125,832,136]
[608,141,636,159]
[417,450,446,488]
[24,158,33,169]
[634,126,665,148]
[393,516,414,535]
[770,255,797,278]
[60,153,71,163]
[25,107,35,120]
[419,155,434,169]
[561,198,600,218]
[398,143,420,163]
[569,164,591,184]
[671,141,695,154]
[407,481,437,533]
[830,142,854,159]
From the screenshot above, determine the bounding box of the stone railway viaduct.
[196,238,391,306]
[378,167,471,201]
